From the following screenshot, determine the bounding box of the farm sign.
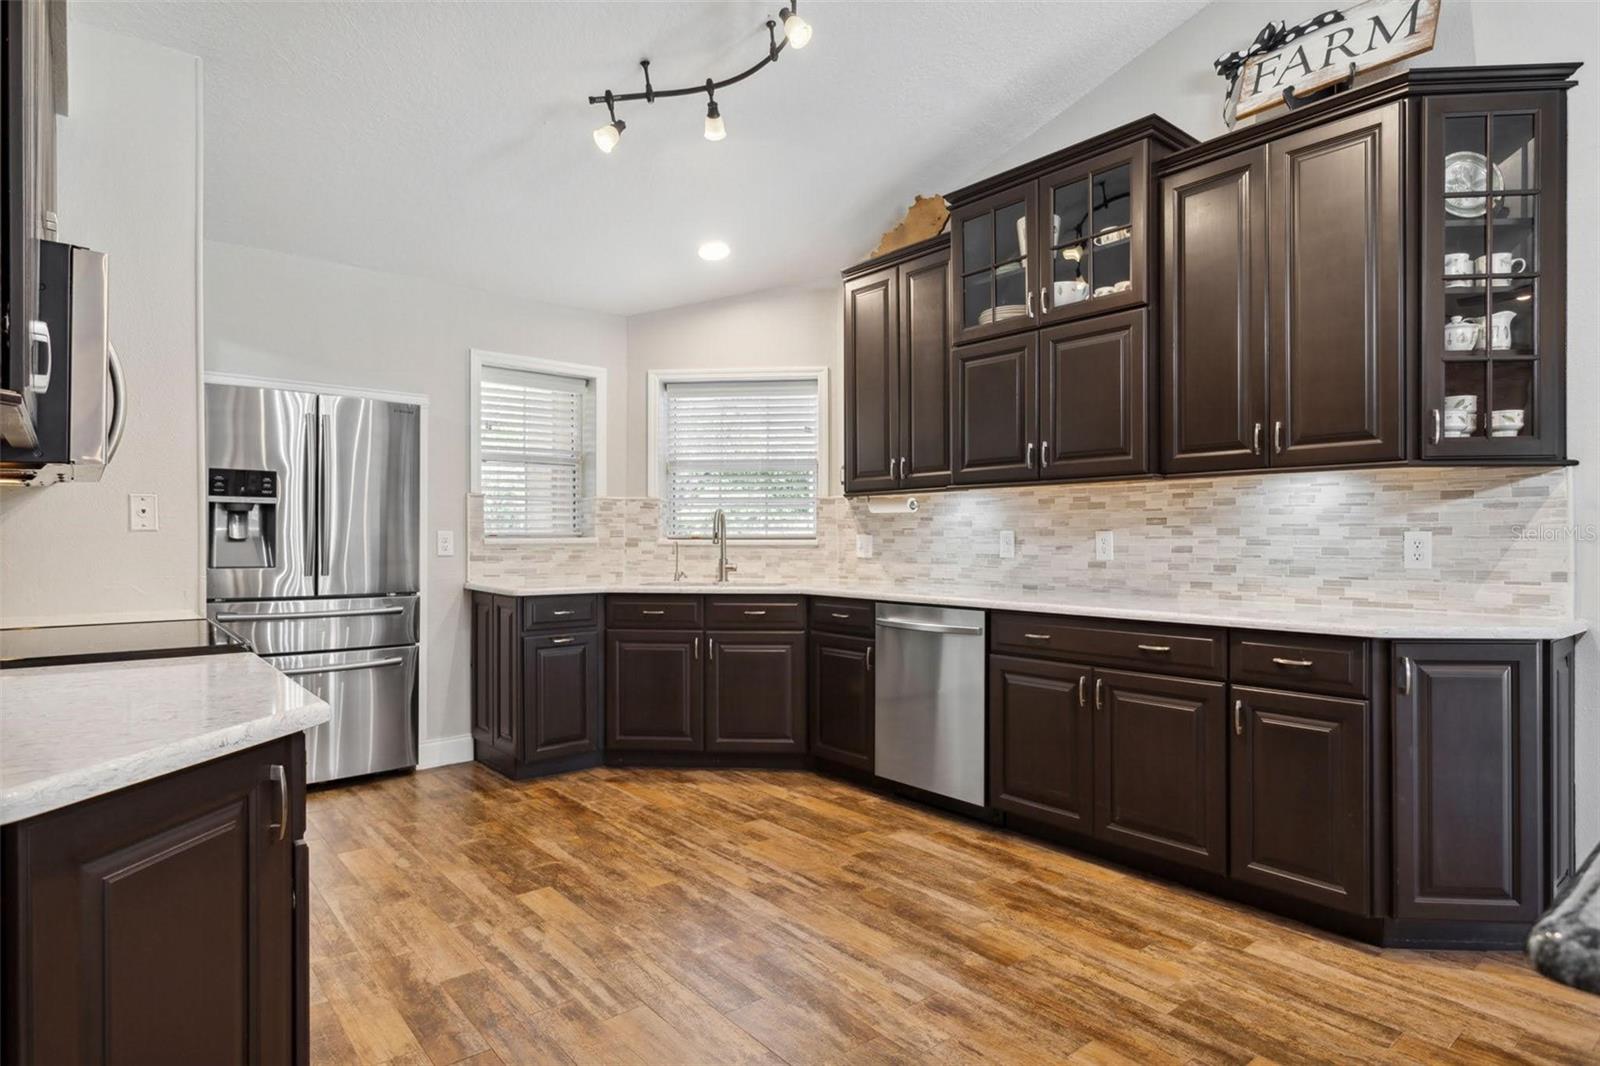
[1230,0,1441,121]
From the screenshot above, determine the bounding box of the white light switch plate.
[998,530,1015,559]
[855,534,873,559]
[436,530,456,557]
[1404,530,1432,570]
[1095,530,1114,561]
[129,493,158,532]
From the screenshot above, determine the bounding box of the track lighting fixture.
[586,3,811,153]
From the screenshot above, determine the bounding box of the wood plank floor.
[305,765,1600,1065]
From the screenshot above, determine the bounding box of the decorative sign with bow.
[1215,0,1441,126]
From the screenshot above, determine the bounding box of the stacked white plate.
[978,304,1029,325]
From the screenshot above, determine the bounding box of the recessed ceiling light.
[698,240,730,262]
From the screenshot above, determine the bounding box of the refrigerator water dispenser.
[208,467,277,569]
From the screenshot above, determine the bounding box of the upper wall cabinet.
[843,236,952,494]
[1158,64,1578,476]
[947,118,1194,347]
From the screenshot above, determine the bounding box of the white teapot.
[1489,310,1518,350]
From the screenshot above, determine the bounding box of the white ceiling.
[72,0,1205,316]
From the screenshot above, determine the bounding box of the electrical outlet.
[855,534,873,559]
[1095,530,1114,561]
[129,493,158,532]
[998,530,1015,559]
[436,530,455,557]
[1404,530,1433,570]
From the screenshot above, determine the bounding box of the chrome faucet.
[711,508,738,583]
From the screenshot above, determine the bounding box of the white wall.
[623,286,842,497]
[0,24,203,626]
[204,241,628,760]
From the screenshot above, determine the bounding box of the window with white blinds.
[660,377,821,540]
[475,364,592,538]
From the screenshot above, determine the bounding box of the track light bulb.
[593,119,625,153]
[781,8,812,49]
[704,100,726,141]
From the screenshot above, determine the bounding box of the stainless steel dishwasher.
[874,603,987,807]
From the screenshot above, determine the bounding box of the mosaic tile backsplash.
[468,467,1574,618]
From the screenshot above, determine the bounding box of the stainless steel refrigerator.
[204,383,421,783]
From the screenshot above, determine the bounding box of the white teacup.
[1444,394,1479,411]
[1475,253,1527,276]
[1491,408,1526,429]
[1055,279,1088,304]
[1444,252,1473,275]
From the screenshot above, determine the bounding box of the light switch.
[1094,530,1114,561]
[129,493,159,532]
[855,534,874,559]
[436,530,456,557]
[998,530,1015,559]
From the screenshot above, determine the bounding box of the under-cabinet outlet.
[998,530,1015,559]
[1095,530,1114,561]
[856,534,873,559]
[1404,530,1433,570]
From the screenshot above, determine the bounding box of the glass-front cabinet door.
[1035,141,1150,326]
[950,183,1037,344]
[1421,93,1565,460]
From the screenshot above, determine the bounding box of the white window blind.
[662,378,819,540]
[477,366,587,538]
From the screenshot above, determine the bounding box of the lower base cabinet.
[1230,685,1370,913]
[2,734,307,1065]
[1094,668,1229,873]
[606,630,703,751]
[988,656,1093,833]
[706,631,807,753]
[522,630,601,763]
[810,632,875,771]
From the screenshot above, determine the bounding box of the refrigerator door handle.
[214,605,406,623]
[303,418,317,577]
[318,413,331,578]
[279,655,406,677]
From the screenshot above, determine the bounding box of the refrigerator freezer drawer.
[209,595,418,655]
[266,645,417,783]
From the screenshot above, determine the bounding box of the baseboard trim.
[419,733,475,769]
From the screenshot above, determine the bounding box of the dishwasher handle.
[876,618,985,636]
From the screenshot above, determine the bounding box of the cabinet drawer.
[810,599,875,635]
[991,613,1225,679]
[605,596,703,629]
[1230,631,1369,698]
[705,596,806,630]
[523,595,597,629]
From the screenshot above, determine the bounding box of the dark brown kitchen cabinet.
[491,595,520,755]
[1230,685,1371,914]
[521,630,600,763]
[1034,142,1152,325]
[1268,105,1405,467]
[1039,309,1150,479]
[989,656,1094,835]
[842,238,951,494]
[950,183,1037,344]
[1419,90,1567,461]
[470,591,495,739]
[2,734,306,1066]
[951,332,1037,484]
[707,631,807,753]
[1392,642,1542,923]
[606,629,703,751]
[809,632,873,772]
[1160,147,1271,473]
[1093,668,1228,873]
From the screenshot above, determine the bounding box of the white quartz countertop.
[464,580,1587,641]
[0,652,330,825]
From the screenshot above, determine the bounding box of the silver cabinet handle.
[1273,420,1284,454]
[551,609,574,616]
[1041,440,1050,467]
[1026,442,1035,469]
[268,764,287,842]
[694,636,700,660]
[743,609,768,616]
[215,605,405,623]
[550,637,575,645]
[830,612,850,620]
[1094,677,1105,710]
[1077,674,1087,708]
[1137,644,1172,654]
[899,456,908,480]
[641,609,666,615]
[866,645,873,671]
[318,413,331,578]
[1400,655,1413,695]
[1023,632,1051,641]
[279,655,405,677]
[877,618,985,635]
[1431,409,1442,445]
[1234,698,1245,736]
[1039,284,1048,311]
[1271,657,1314,668]
[1252,422,1263,455]
[708,638,715,660]
[1025,290,1034,316]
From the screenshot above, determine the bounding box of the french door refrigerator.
[205,383,421,783]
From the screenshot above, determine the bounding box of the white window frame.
[470,348,608,543]
[646,367,829,546]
